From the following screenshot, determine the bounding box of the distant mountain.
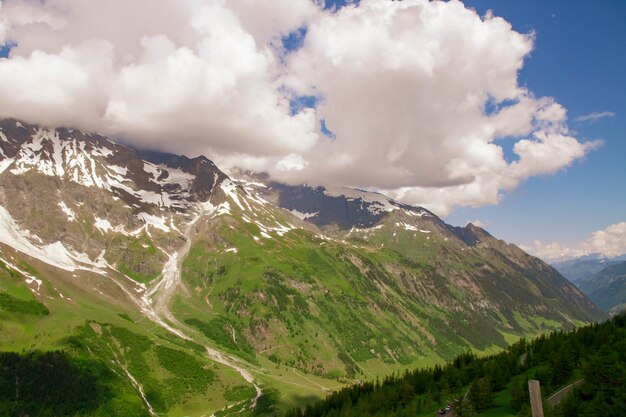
[577,261,626,315]
[553,255,621,284]
[0,119,605,417]
[553,254,626,315]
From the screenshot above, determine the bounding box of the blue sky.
[445,1,626,256]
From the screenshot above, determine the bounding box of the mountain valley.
[554,256,626,315]
[0,119,606,417]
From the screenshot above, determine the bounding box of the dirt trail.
[139,205,262,413]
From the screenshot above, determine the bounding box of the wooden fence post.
[528,379,544,417]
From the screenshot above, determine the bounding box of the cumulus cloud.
[279,0,598,215]
[0,10,6,45]
[0,0,598,216]
[583,222,626,258]
[523,222,626,261]
[0,0,321,158]
[509,130,601,179]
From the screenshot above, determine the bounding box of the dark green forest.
[0,350,149,417]
[286,313,626,417]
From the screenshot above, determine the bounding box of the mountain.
[552,254,622,284]
[552,255,626,315]
[575,261,626,315]
[0,119,605,417]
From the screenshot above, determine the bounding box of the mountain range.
[553,255,626,315]
[0,119,605,416]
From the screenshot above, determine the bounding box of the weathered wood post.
[528,379,544,417]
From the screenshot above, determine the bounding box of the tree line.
[286,313,626,417]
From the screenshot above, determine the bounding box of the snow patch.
[0,206,106,273]
[324,186,396,212]
[137,213,171,232]
[94,217,114,233]
[58,201,75,221]
[108,165,128,176]
[407,210,432,217]
[396,222,418,231]
[25,275,43,290]
[0,257,43,293]
[137,189,172,207]
[91,146,113,157]
[234,178,267,189]
[288,209,319,220]
[94,217,133,235]
[0,157,14,174]
[248,193,269,206]
[217,202,231,216]
[143,162,161,181]
[221,180,247,211]
[393,223,431,234]
[157,165,195,186]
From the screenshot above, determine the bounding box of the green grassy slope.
[171,198,600,392]
[285,313,626,417]
[0,247,267,417]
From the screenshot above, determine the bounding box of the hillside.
[579,261,626,315]
[0,119,605,416]
[285,312,626,417]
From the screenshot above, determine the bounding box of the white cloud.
[0,0,598,216]
[0,9,6,46]
[276,153,308,172]
[0,0,321,158]
[523,222,626,261]
[227,0,319,45]
[521,241,573,262]
[279,0,597,215]
[510,130,601,179]
[582,222,626,258]
[574,111,615,123]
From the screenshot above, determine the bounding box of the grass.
[174,209,588,391]
[114,233,164,283]
[0,291,49,315]
[178,221,450,376]
[0,251,259,417]
[476,387,516,417]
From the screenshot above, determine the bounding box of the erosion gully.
[125,203,263,416]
